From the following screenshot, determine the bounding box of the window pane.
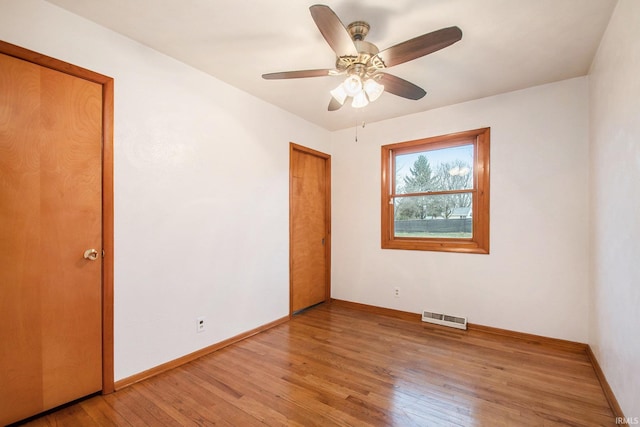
[394,194,473,238]
[395,145,474,194]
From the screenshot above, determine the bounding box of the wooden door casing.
[290,143,331,313]
[0,41,114,425]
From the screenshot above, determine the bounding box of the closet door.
[0,51,103,425]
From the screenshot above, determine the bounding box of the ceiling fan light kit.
[352,90,369,108]
[262,4,462,111]
[330,62,386,109]
[329,84,348,105]
[363,78,384,102]
[342,74,363,96]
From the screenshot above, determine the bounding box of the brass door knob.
[83,249,99,261]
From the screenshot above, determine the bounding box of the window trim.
[381,127,490,254]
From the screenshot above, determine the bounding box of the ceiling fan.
[262,4,462,111]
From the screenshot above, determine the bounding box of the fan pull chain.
[355,110,366,142]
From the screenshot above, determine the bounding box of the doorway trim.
[289,143,331,316]
[0,41,115,393]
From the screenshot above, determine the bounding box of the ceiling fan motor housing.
[347,21,370,41]
[336,21,385,79]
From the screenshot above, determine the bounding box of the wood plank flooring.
[16,302,615,426]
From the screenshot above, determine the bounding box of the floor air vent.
[422,310,467,330]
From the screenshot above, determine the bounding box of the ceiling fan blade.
[378,73,426,100]
[262,69,334,79]
[310,5,358,57]
[328,97,344,111]
[376,26,462,68]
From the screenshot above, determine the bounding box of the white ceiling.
[46,0,617,131]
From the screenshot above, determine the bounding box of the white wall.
[589,0,640,418]
[331,77,590,342]
[0,0,331,380]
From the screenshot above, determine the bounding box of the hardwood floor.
[17,301,615,426]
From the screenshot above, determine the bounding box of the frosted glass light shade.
[364,79,384,102]
[330,84,348,105]
[343,75,362,96]
[352,90,369,108]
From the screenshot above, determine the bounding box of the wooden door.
[0,49,109,425]
[290,143,331,313]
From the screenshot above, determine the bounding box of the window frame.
[381,127,490,254]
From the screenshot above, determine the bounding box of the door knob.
[83,249,99,261]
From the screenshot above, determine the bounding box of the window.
[381,128,490,253]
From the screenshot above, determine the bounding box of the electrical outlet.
[197,316,205,333]
[394,287,400,298]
